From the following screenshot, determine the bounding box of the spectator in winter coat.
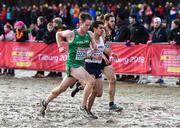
[114,13,130,42]
[114,13,130,81]
[33,16,47,78]
[169,19,180,85]
[14,21,29,42]
[43,23,56,44]
[128,14,149,45]
[33,16,47,41]
[43,22,57,78]
[47,17,64,78]
[169,19,180,45]
[0,23,15,76]
[148,17,168,44]
[12,21,29,77]
[148,17,168,84]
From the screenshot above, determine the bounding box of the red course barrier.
[0,41,179,76]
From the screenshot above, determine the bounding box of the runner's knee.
[96,91,103,97]
[51,90,60,96]
[109,77,116,85]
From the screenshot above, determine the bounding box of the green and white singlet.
[66,29,91,77]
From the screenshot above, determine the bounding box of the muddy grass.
[0,76,180,127]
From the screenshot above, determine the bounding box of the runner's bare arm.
[56,30,74,47]
[102,53,110,64]
[56,30,74,53]
[104,48,119,59]
[104,48,111,55]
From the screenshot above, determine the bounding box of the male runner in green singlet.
[40,12,99,118]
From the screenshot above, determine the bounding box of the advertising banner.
[3,42,67,71]
[151,44,180,76]
[110,43,151,74]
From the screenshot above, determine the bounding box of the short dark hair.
[129,14,137,19]
[173,19,180,27]
[91,21,104,29]
[104,13,114,21]
[79,12,92,22]
[117,13,125,20]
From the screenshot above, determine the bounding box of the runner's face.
[94,24,104,36]
[81,19,92,32]
[108,17,115,29]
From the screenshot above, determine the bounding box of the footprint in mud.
[176,124,180,127]
[106,119,114,123]
[8,86,16,89]
[120,113,134,118]
[149,106,166,111]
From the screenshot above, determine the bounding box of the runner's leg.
[40,75,77,117]
[103,65,116,103]
[87,78,103,112]
[45,76,77,104]
[70,66,95,107]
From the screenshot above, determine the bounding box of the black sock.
[109,102,114,106]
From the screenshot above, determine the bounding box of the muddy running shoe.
[109,104,123,112]
[79,106,89,117]
[88,111,98,119]
[40,99,47,117]
[71,82,82,97]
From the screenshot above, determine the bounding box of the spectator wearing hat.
[148,17,168,44]
[13,21,29,77]
[148,17,168,84]
[14,21,29,42]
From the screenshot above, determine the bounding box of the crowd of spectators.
[0,1,179,84]
[0,2,179,29]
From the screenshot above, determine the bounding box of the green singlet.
[66,29,91,77]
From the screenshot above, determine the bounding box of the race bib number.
[75,48,89,60]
